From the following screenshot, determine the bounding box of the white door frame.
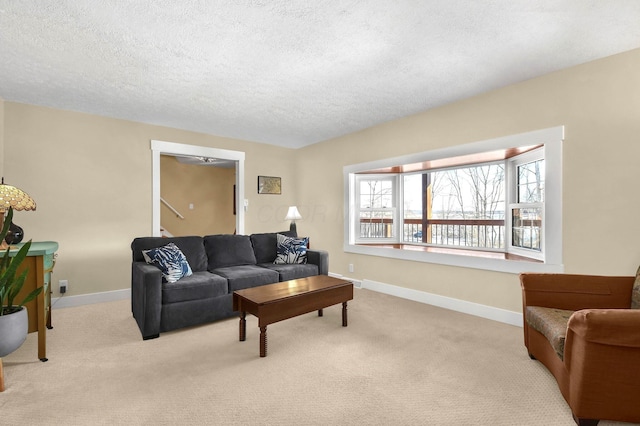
[151,140,245,236]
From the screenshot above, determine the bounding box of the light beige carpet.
[1,289,636,425]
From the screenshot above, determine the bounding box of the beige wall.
[160,155,236,236]
[2,48,639,314]
[297,48,640,312]
[2,104,297,297]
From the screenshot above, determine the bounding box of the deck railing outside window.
[359,218,507,249]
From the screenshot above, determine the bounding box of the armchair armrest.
[131,262,163,340]
[520,273,634,311]
[306,249,329,275]
[563,309,640,421]
[568,309,640,348]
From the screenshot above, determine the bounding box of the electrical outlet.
[59,279,68,294]
[348,264,354,273]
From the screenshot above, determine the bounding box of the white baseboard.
[51,289,131,309]
[359,278,523,327]
[329,272,521,326]
[329,272,362,288]
[54,275,355,310]
[49,277,523,327]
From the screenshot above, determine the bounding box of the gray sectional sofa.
[131,231,328,340]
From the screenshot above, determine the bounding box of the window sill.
[345,243,563,274]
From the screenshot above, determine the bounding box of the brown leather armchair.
[520,273,640,426]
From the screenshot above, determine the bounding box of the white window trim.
[354,174,398,244]
[343,126,564,274]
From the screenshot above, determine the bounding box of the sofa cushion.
[204,234,257,269]
[131,236,208,272]
[142,243,193,283]
[212,265,279,292]
[258,263,319,282]
[162,271,228,304]
[526,306,574,360]
[632,265,640,309]
[274,234,309,264]
[250,230,296,264]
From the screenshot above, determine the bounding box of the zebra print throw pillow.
[142,242,193,283]
[274,233,309,265]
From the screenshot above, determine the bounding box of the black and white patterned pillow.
[142,242,193,283]
[274,234,308,265]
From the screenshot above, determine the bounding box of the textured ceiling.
[2,1,640,149]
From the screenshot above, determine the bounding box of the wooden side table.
[10,241,58,362]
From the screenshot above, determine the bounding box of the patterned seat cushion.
[526,306,575,360]
[632,265,640,309]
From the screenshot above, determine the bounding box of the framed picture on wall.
[258,176,281,194]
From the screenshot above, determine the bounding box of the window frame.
[506,148,545,260]
[354,174,399,244]
[343,126,564,274]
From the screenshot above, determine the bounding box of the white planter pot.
[0,307,28,357]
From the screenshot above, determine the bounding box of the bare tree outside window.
[359,179,395,239]
[512,159,544,251]
[404,164,505,247]
[432,165,505,220]
[360,180,393,209]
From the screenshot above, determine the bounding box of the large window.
[344,127,563,274]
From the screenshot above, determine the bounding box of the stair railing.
[160,197,185,219]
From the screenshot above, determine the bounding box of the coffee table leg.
[342,302,348,327]
[239,312,246,341]
[318,309,323,317]
[260,326,267,357]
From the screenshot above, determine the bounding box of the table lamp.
[284,206,302,234]
[0,178,37,249]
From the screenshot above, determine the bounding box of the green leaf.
[0,208,37,316]
[7,269,29,307]
[0,239,31,282]
[19,285,44,307]
[0,207,14,242]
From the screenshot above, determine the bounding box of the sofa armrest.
[131,262,163,340]
[520,273,634,311]
[307,249,329,275]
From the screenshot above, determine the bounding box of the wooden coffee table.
[232,275,353,357]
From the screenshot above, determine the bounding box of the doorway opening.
[151,140,245,237]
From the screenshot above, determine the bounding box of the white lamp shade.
[284,206,302,221]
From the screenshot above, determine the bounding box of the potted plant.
[0,207,42,358]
